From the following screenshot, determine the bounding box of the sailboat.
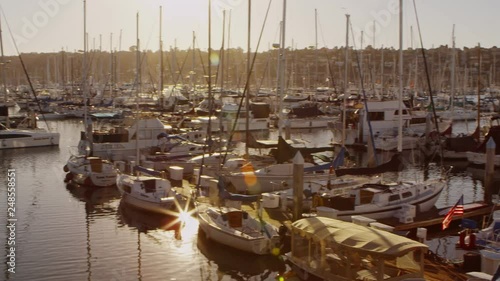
[316,0,445,223]
[197,178,281,255]
[63,0,116,187]
[0,14,60,150]
[116,10,186,214]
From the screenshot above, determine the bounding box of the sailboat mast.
[381,45,384,97]
[135,12,141,166]
[0,13,9,129]
[82,0,88,121]
[110,33,113,104]
[159,6,164,108]
[450,24,456,118]
[477,43,481,131]
[226,10,231,87]
[278,0,287,138]
[191,31,196,90]
[397,0,403,153]
[245,0,251,156]
[82,0,92,151]
[342,14,350,148]
[220,10,226,96]
[207,0,212,136]
[314,8,318,88]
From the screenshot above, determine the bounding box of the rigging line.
[221,0,273,165]
[412,0,444,166]
[316,14,338,94]
[163,49,177,84]
[0,7,50,131]
[195,38,208,86]
[256,50,273,92]
[349,21,379,165]
[213,10,227,93]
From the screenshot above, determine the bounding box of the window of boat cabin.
[389,194,401,202]
[409,118,426,125]
[394,109,409,115]
[143,180,157,193]
[402,191,412,199]
[367,111,384,121]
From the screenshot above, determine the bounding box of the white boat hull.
[221,118,269,132]
[315,180,445,222]
[283,116,338,129]
[197,208,280,255]
[65,155,117,187]
[120,192,177,213]
[0,130,60,149]
[70,171,117,187]
[466,151,500,167]
[116,174,181,214]
[374,135,419,151]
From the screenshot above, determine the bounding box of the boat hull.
[227,173,332,194]
[71,172,117,187]
[0,131,60,149]
[316,181,445,221]
[466,151,500,167]
[116,174,180,215]
[197,211,279,255]
[66,156,117,187]
[120,193,177,214]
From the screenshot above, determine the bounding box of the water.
[0,119,490,280]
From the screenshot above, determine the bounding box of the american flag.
[442,195,464,230]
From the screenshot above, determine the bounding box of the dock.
[379,202,498,232]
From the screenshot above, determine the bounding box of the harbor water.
[0,119,491,280]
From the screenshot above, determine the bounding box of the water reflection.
[66,183,121,215]
[196,230,287,281]
[117,202,183,238]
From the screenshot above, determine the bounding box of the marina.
[0,119,497,281]
[2,0,500,280]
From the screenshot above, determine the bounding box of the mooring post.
[293,151,304,221]
[485,138,496,204]
[285,119,291,140]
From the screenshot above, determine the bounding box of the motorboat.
[0,111,60,149]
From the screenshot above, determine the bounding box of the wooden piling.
[284,119,291,140]
[293,151,304,221]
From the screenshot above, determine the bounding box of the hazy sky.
[0,0,499,55]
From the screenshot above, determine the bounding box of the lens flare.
[210,53,219,66]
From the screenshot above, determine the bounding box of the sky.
[0,0,499,56]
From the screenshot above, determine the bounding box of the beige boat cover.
[291,217,428,257]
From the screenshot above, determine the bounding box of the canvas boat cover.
[291,217,427,258]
